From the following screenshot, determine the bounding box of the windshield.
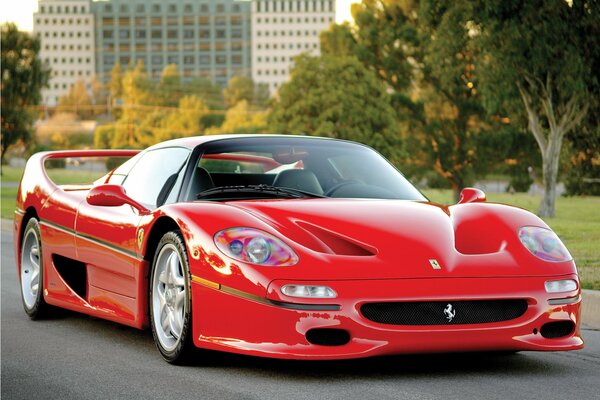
[186,137,426,201]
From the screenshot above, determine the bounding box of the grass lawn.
[2,165,598,289]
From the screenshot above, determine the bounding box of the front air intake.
[361,299,528,325]
[306,329,350,346]
[540,321,575,339]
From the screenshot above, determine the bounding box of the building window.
[183,55,194,65]
[168,4,177,13]
[183,16,194,25]
[231,29,242,39]
[167,55,178,64]
[103,30,113,39]
[199,55,210,64]
[216,4,224,13]
[119,30,130,39]
[183,29,194,39]
[104,55,115,65]
[216,55,226,65]
[216,30,226,39]
[200,4,209,12]
[151,30,162,39]
[136,30,146,39]
[199,29,210,39]
[136,4,145,13]
[104,4,112,12]
[231,16,242,25]
[215,16,225,25]
[152,55,163,65]
[184,4,193,12]
[152,4,161,12]
[120,5,129,13]
[167,30,178,39]
[199,16,209,25]
[232,55,242,65]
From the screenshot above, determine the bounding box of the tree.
[189,77,225,110]
[208,100,267,134]
[473,0,598,217]
[57,80,93,119]
[160,95,209,139]
[322,1,488,200]
[109,63,123,118]
[158,64,182,107]
[269,54,399,160]
[119,60,153,147]
[1,23,50,169]
[223,76,255,108]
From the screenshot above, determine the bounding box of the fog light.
[544,279,577,293]
[281,285,337,299]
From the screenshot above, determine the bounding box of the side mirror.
[87,184,150,214]
[458,187,486,204]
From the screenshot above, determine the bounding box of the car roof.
[146,134,337,150]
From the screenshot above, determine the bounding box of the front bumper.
[191,275,583,359]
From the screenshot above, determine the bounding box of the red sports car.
[14,135,583,363]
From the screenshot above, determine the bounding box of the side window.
[122,147,190,208]
[106,153,143,185]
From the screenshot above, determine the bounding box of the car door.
[75,146,191,325]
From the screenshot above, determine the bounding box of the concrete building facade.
[33,0,337,105]
[251,0,335,93]
[34,0,96,106]
[92,0,252,88]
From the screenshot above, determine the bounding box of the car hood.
[225,198,570,280]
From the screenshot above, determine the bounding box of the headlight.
[281,285,337,299]
[214,228,299,266]
[518,226,572,262]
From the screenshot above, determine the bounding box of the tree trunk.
[538,136,562,217]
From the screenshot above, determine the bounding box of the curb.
[582,290,600,329]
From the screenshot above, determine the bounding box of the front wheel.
[149,231,194,363]
[20,218,50,319]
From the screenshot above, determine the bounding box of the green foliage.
[472,0,599,216]
[1,22,50,168]
[57,80,93,119]
[322,1,488,199]
[207,100,267,134]
[158,64,182,107]
[223,76,255,108]
[269,54,400,161]
[188,77,225,110]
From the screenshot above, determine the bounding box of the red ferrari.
[14,135,583,363]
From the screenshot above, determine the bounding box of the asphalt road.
[2,227,600,400]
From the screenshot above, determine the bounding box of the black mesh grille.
[360,299,528,325]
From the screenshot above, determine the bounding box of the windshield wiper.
[196,184,326,200]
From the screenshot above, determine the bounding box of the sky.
[0,0,360,32]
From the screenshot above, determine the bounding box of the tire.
[149,231,194,363]
[20,218,49,319]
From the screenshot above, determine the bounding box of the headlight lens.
[518,226,572,262]
[214,228,299,266]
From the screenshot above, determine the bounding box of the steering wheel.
[325,180,360,196]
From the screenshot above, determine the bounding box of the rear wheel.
[20,218,49,319]
[149,231,194,363]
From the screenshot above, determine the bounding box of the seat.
[272,169,324,195]
[188,167,215,199]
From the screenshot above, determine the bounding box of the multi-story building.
[92,0,252,87]
[33,0,337,105]
[251,0,335,93]
[33,0,96,106]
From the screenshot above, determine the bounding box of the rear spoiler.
[25,149,140,189]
